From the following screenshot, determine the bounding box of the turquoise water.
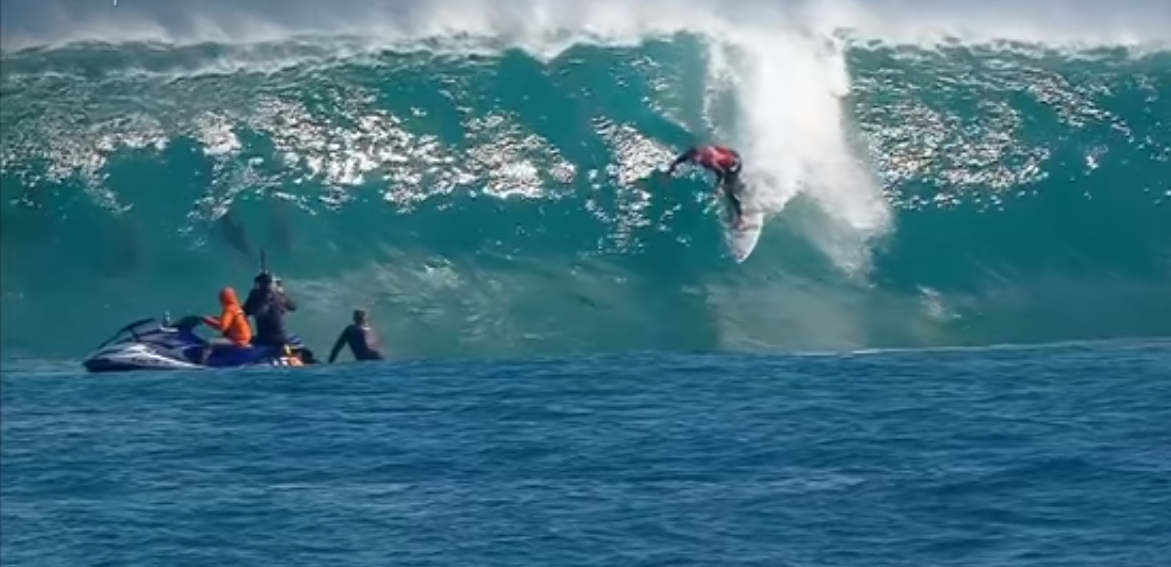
[3,2,1171,565]
[3,26,1170,359]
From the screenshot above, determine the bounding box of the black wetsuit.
[717,159,746,220]
[329,324,385,363]
[243,287,296,348]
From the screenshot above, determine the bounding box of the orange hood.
[218,287,240,307]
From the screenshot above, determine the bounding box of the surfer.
[244,271,297,349]
[664,145,748,228]
[328,309,386,363]
[200,287,252,363]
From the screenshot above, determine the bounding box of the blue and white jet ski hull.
[82,316,313,373]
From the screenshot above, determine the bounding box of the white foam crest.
[5,0,1171,52]
[795,0,1171,48]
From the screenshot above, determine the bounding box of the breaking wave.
[2,0,1170,359]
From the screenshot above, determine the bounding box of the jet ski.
[82,314,317,373]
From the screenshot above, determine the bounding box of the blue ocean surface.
[3,342,1171,566]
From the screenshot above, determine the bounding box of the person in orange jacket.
[200,287,253,364]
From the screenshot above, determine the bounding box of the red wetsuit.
[691,146,741,174]
[667,145,746,221]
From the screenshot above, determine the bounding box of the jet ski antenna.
[260,249,268,274]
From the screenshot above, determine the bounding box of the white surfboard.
[724,210,765,263]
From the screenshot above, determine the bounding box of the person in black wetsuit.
[328,309,386,363]
[243,271,297,349]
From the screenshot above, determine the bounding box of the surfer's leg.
[723,175,745,225]
[727,187,744,216]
